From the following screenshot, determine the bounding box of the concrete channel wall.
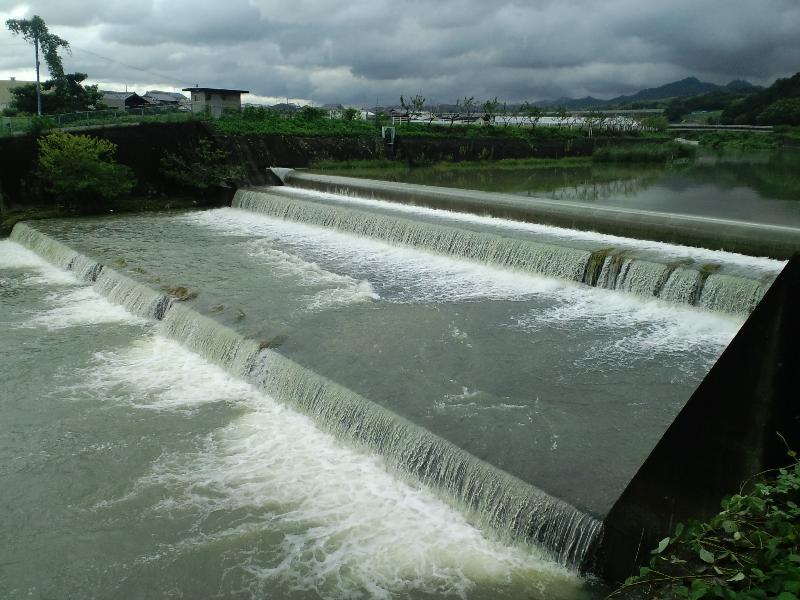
[597,255,800,581]
[279,170,800,260]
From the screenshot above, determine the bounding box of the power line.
[70,45,194,87]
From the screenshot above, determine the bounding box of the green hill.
[721,72,800,125]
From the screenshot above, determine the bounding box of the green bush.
[36,131,136,210]
[757,99,800,126]
[161,138,244,190]
[27,115,56,136]
[612,448,800,600]
[641,116,670,132]
[697,132,780,151]
[593,142,696,163]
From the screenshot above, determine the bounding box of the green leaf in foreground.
[698,548,715,564]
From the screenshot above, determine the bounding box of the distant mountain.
[721,72,800,125]
[538,77,759,109]
[725,79,757,91]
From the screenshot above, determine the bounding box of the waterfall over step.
[8,222,604,570]
[235,189,591,283]
[94,268,173,320]
[233,189,771,315]
[278,170,800,260]
[10,222,104,283]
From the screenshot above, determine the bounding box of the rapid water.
[235,188,782,315]
[2,191,761,596]
[0,239,594,599]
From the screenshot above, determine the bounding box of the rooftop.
[182,87,249,94]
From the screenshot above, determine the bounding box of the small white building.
[0,78,36,111]
[182,87,249,118]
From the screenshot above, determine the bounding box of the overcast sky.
[1,0,798,106]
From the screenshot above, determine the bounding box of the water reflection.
[314,149,800,227]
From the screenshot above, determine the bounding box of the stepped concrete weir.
[271,169,800,260]
[6,167,798,587]
[234,188,778,316]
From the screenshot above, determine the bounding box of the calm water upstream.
[313,150,800,226]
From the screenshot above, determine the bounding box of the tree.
[6,15,70,116]
[161,138,244,191]
[520,101,544,128]
[462,96,477,121]
[36,132,136,210]
[640,115,669,132]
[400,94,426,123]
[481,97,499,125]
[756,98,800,126]
[10,72,105,114]
[342,107,360,121]
[556,106,570,127]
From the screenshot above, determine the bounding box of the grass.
[693,131,781,151]
[774,126,800,143]
[310,156,593,171]
[1,110,202,138]
[213,108,666,141]
[684,111,724,124]
[593,142,697,163]
[309,158,406,170]
[0,195,220,238]
[0,206,66,237]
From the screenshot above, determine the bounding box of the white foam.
[244,239,379,311]
[68,336,255,411]
[186,209,742,357]
[184,209,563,304]
[22,286,145,330]
[278,186,786,275]
[0,240,77,285]
[85,335,580,598]
[511,285,741,368]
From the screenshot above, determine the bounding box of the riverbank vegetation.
[0,196,220,238]
[611,448,800,600]
[212,105,663,141]
[36,131,135,211]
[311,156,593,171]
[593,142,696,163]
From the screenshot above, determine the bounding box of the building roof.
[182,87,249,94]
[144,90,189,103]
[100,91,148,109]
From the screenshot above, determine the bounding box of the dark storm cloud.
[1,0,798,105]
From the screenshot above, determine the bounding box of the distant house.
[0,78,36,111]
[182,87,249,118]
[389,108,410,123]
[101,91,150,110]
[143,90,190,109]
[322,102,344,118]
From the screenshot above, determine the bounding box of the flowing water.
[0,181,786,598]
[0,240,592,599]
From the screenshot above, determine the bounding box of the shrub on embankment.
[0,118,680,212]
[611,448,800,600]
[36,131,136,211]
[593,141,697,163]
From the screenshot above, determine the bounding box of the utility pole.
[34,32,41,116]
